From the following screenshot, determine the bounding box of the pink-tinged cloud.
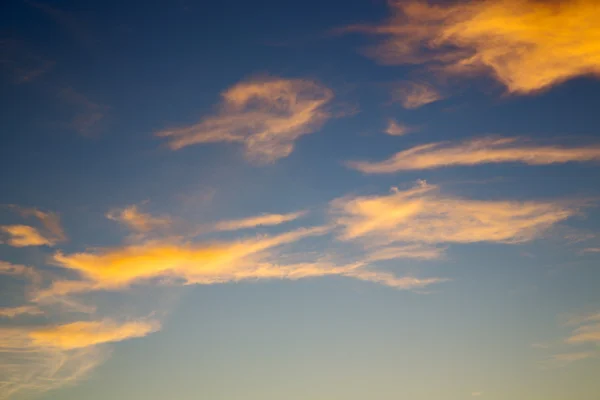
[384,119,411,136]
[348,137,600,174]
[212,211,306,232]
[157,76,334,163]
[106,204,171,233]
[392,81,442,109]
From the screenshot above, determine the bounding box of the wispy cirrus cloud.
[106,205,172,233]
[392,81,442,109]
[0,261,42,287]
[343,0,600,94]
[27,319,160,350]
[384,119,411,136]
[39,226,331,296]
[348,137,600,174]
[59,87,108,137]
[566,323,600,345]
[0,39,54,84]
[212,211,306,232]
[157,76,334,163]
[542,309,600,367]
[344,269,447,290]
[581,247,600,254]
[548,351,599,367]
[0,320,157,399]
[1,225,55,247]
[1,207,66,247]
[0,305,43,319]
[364,244,445,263]
[331,181,578,246]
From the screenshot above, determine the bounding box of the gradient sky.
[1,1,600,399]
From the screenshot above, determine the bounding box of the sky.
[1,0,600,399]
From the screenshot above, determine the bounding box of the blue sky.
[1,1,600,399]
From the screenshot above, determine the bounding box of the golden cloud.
[331,182,577,245]
[0,319,156,399]
[157,77,334,163]
[345,0,600,93]
[39,226,329,296]
[36,220,448,300]
[15,207,66,242]
[1,207,66,247]
[1,225,55,247]
[28,319,160,350]
[348,137,600,174]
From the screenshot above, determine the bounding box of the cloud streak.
[28,320,160,350]
[566,323,600,344]
[344,0,600,93]
[39,226,330,296]
[157,76,334,163]
[212,211,306,232]
[348,137,600,174]
[392,82,442,109]
[106,205,171,233]
[331,181,578,246]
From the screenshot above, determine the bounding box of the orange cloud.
[348,137,600,173]
[106,205,171,233]
[212,211,306,232]
[331,181,577,245]
[0,319,156,399]
[384,119,411,136]
[0,305,43,318]
[36,220,448,299]
[566,323,600,344]
[1,225,55,247]
[28,319,160,350]
[1,207,66,247]
[15,207,66,242]
[345,0,600,93]
[0,261,41,281]
[157,77,334,163]
[392,82,442,109]
[39,226,329,296]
